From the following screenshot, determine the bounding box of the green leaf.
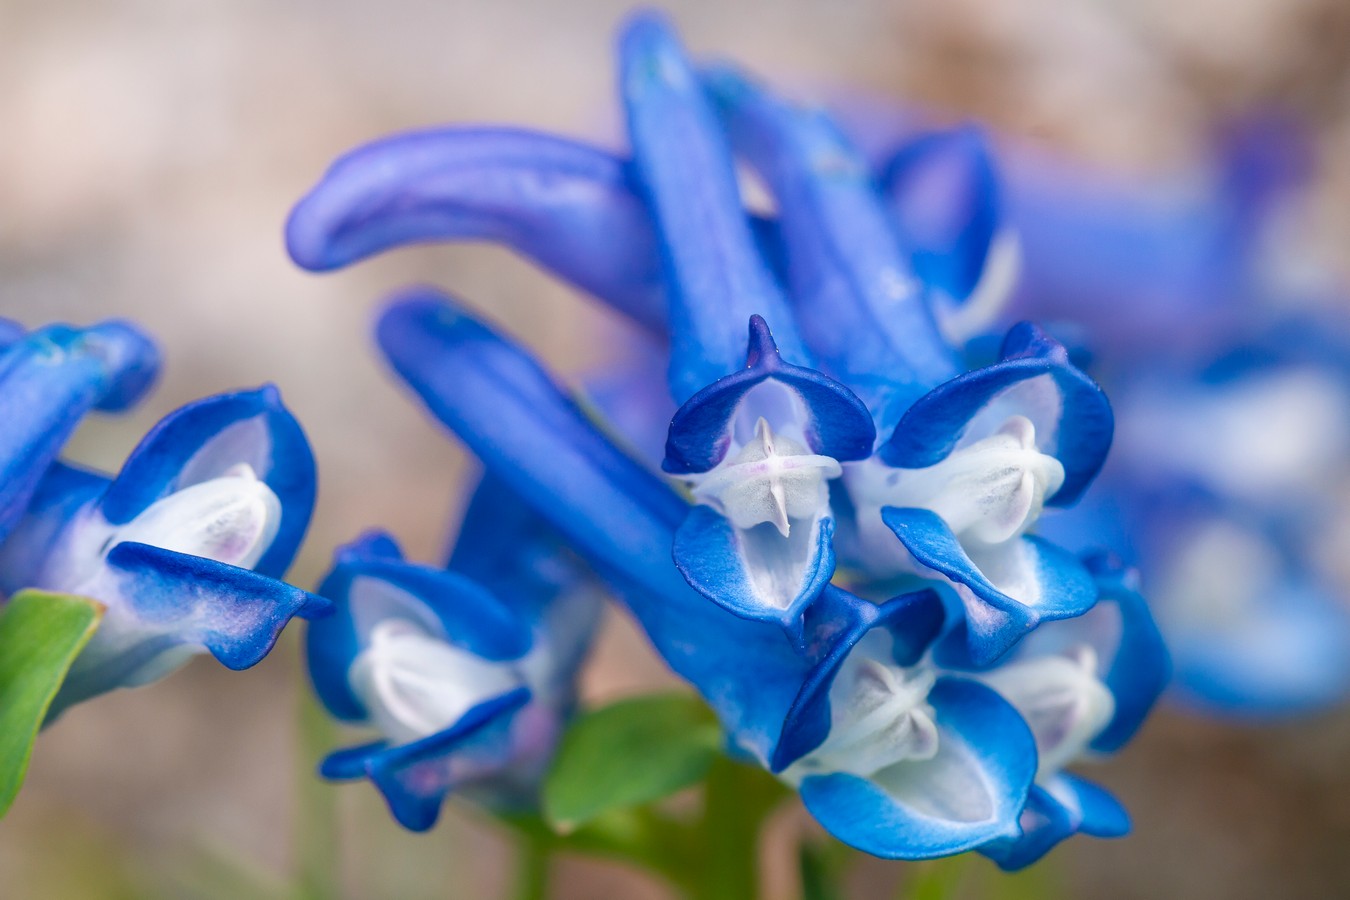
[0,589,103,817]
[543,692,721,830]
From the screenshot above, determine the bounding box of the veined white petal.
[691,417,841,537]
[788,638,940,782]
[848,415,1064,577]
[350,619,524,746]
[978,645,1114,779]
[113,465,283,570]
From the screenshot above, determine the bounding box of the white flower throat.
[349,618,523,746]
[690,417,841,537]
[881,416,1064,548]
[56,464,284,598]
[788,650,940,782]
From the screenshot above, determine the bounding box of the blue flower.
[881,107,1350,715]
[1039,323,1350,714]
[305,477,602,831]
[0,385,327,714]
[287,11,1161,862]
[0,318,159,543]
[974,554,1168,869]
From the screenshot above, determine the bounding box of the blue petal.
[881,507,1097,666]
[704,65,958,416]
[772,588,947,771]
[979,785,1076,871]
[879,322,1113,507]
[307,530,534,722]
[662,315,876,474]
[880,127,1003,303]
[98,386,317,579]
[54,542,328,713]
[579,336,677,469]
[320,687,531,832]
[1057,773,1130,838]
[106,542,328,665]
[0,321,160,540]
[798,677,1036,859]
[1083,555,1171,752]
[286,127,667,332]
[673,505,835,639]
[618,11,808,400]
[0,318,25,350]
[375,288,934,767]
[449,471,603,687]
[980,773,1130,870]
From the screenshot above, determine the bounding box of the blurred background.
[2,0,1350,897]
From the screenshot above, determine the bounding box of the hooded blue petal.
[704,65,958,421]
[881,507,1097,666]
[662,315,875,474]
[880,322,1113,508]
[798,677,1036,859]
[307,530,534,723]
[286,127,667,332]
[0,320,160,540]
[97,386,317,578]
[979,773,1130,871]
[618,11,808,400]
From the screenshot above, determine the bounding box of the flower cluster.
[287,12,1169,865]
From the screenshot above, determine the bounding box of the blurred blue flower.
[873,110,1350,716]
[305,478,602,831]
[0,385,327,714]
[288,10,1164,863]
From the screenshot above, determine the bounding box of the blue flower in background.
[870,109,1350,716]
[306,478,602,831]
[0,385,327,714]
[1039,322,1350,714]
[288,10,1166,863]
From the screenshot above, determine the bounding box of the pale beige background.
[2,1,1349,897]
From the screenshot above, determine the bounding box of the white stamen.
[691,417,841,538]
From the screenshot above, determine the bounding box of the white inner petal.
[691,417,841,538]
[852,415,1064,562]
[111,464,283,570]
[788,638,940,782]
[978,645,1114,780]
[349,618,524,746]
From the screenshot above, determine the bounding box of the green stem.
[512,834,551,900]
[295,676,342,900]
[694,756,788,900]
[896,854,971,900]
